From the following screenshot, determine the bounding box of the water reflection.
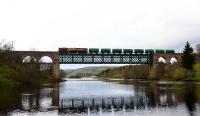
[184,83,197,116]
[59,96,149,113]
[0,79,200,116]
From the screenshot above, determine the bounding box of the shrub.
[0,75,16,87]
[173,67,187,80]
[113,73,124,78]
[193,63,200,80]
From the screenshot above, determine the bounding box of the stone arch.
[170,57,178,64]
[22,56,37,63]
[158,57,166,63]
[39,56,53,63]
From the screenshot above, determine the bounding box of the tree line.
[98,42,200,81]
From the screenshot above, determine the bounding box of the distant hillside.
[64,66,117,78]
[64,69,75,73]
[98,65,150,79]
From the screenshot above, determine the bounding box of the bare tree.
[29,47,37,51]
[0,39,15,64]
[0,39,15,51]
[196,44,200,63]
[196,44,200,53]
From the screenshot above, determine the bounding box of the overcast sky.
[1,0,200,69]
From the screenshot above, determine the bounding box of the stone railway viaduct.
[8,51,182,79]
[9,51,60,78]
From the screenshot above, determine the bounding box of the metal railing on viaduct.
[59,53,153,64]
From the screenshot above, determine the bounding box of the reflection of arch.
[39,56,53,63]
[158,57,166,63]
[23,56,37,63]
[170,57,178,64]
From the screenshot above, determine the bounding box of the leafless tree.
[0,39,14,51]
[196,44,200,63]
[0,39,15,64]
[29,47,37,51]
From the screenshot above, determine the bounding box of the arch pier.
[9,51,60,79]
[153,53,181,64]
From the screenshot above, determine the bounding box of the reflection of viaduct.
[59,94,178,113]
[9,51,182,78]
[59,96,150,112]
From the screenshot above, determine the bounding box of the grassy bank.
[0,64,60,88]
[97,63,200,81]
[97,65,148,80]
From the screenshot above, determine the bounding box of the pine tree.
[181,41,195,70]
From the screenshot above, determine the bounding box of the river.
[0,78,200,116]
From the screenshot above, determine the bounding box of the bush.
[0,75,16,87]
[68,74,81,78]
[193,63,200,80]
[112,73,124,78]
[0,65,14,77]
[173,67,187,80]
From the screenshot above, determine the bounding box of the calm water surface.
[1,78,200,116]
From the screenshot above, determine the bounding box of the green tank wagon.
[123,49,133,54]
[145,49,154,53]
[165,49,175,53]
[134,49,144,53]
[89,48,99,54]
[101,48,111,54]
[112,49,122,54]
[155,49,165,54]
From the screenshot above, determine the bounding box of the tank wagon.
[165,49,175,53]
[89,48,99,54]
[155,49,165,54]
[145,49,154,53]
[101,48,111,54]
[134,49,144,54]
[123,49,133,54]
[112,49,122,54]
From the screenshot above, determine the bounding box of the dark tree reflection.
[184,83,197,116]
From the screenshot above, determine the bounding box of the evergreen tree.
[181,41,195,70]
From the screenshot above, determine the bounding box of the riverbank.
[0,74,63,88]
[96,64,200,82]
[0,64,63,88]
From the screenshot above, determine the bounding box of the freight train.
[59,48,175,54]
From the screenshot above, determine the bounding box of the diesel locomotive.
[59,48,88,53]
